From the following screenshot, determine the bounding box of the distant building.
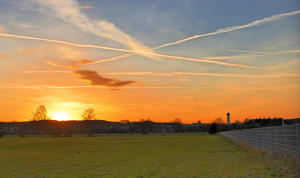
[227,112,230,125]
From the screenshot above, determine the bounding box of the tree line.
[0,105,299,137]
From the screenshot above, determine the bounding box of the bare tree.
[82,108,96,120]
[173,118,182,124]
[214,118,224,124]
[33,105,48,121]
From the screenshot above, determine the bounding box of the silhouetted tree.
[32,105,48,121]
[173,118,182,124]
[140,120,154,134]
[82,108,97,136]
[214,118,224,124]
[82,108,96,120]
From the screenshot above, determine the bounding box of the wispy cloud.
[80,5,94,9]
[34,0,157,60]
[79,10,300,67]
[0,53,7,58]
[74,70,136,87]
[45,59,94,69]
[3,6,299,69]
[155,10,300,49]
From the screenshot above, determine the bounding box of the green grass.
[0,133,292,177]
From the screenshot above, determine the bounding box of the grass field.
[0,133,292,177]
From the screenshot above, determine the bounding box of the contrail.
[2,9,299,69]
[22,70,72,74]
[92,53,133,64]
[1,32,249,68]
[92,53,251,68]
[87,10,300,66]
[91,49,300,66]
[0,83,290,90]
[34,0,157,60]
[0,32,133,53]
[154,10,300,49]
[151,53,257,69]
[103,71,300,78]
[23,70,300,78]
[2,31,295,69]
[211,50,300,60]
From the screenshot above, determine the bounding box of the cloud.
[33,0,157,59]
[80,5,94,9]
[45,59,94,69]
[0,53,7,58]
[74,70,135,87]
[155,10,300,49]
[4,6,299,69]
[266,59,300,71]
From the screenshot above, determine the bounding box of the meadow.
[0,134,292,177]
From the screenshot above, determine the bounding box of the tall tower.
[227,112,230,125]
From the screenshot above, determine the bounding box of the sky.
[0,0,299,123]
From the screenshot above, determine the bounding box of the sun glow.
[51,112,72,121]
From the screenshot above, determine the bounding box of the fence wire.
[220,124,300,159]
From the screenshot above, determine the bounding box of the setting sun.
[51,112,72,121]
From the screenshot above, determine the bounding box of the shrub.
[208,123,217,134]
[0,130,5,137]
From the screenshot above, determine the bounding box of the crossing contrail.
[154,10,300,49]
[3,9,299,69]
[0,32,133,53]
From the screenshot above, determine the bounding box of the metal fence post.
[259,128,261,149]
[283,125,285,154]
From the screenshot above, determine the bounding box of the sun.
[51,112,72,121]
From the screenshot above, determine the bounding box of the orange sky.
[0,1,299,123]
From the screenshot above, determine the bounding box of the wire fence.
[220,124,300,160]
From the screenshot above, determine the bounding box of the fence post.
[259,128,261,149]
[283,125,285,154]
